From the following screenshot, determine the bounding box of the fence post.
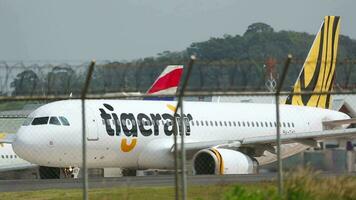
[173,55,195,200]
[80,60,96,200]
[275,55,292,196]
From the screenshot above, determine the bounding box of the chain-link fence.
[1,56,356,199]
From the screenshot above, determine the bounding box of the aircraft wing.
[170,140,240,152]
[241,128,356,146]
[0,163,38,172]
[172,128,356,156]
[0,133,16,143]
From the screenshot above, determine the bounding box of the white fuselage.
[12,100,349,169]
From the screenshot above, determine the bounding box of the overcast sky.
[0,0,354,61]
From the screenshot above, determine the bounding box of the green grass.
[0,185,234,200]
[1,168,356,200]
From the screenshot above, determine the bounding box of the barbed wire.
[0,59,355,97]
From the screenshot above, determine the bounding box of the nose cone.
[13,123,82,167]
[13,126,43,164]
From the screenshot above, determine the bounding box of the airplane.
[0,65,183,178]
[4,16,356,175]
[0,142,37,173]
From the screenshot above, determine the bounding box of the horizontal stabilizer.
[323,118,356,128]
[0,133,16,143]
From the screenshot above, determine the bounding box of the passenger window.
[219,121,223,126]
[59,116,70,126]
[49,117,61,125]
[10,155,13,159]
[270,122,273,127]
[22,117,33,126]
[256,122,259,127]
[292,123,295,127]
[224,121,227,126]
[283,122,286,127]
[191,121,195,126]
[247,122,250,127]
[210,121,213,126]
[32,117,49,125]
[196,121,199,126]
[251,122,254,127]
[201,121,204,126]
[1,155,4,159]
[215,121,218,126]
[242,122,245,127]
[287,122,290,127]
[228,121,232,127]
[233,121,236,127]
[15,155,17,158]
[6,155,8,159]
[238,122,241,127]
[205,121,209,126]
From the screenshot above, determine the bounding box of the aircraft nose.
[13,128,29,159]
[13,127,43,164]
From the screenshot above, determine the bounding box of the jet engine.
[192,148,257,175]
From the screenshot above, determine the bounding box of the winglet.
[285,16,341,109]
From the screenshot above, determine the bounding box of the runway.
[0,172,354,192]
[0,173,277,192]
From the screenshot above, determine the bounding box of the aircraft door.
[86,106,99,141]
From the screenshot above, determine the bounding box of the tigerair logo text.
[99,103,193,152]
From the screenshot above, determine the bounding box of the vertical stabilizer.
[144,65,183,100]
[285,16,341,109]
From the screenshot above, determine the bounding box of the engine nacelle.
[192,148,257,175]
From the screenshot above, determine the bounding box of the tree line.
[8,23,356,96]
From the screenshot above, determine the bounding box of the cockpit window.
[49,117,61,125]
[22,117,33,126]
[31,117,49,125]
[59,116,70,126]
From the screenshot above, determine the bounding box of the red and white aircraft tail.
[146,65,183,96]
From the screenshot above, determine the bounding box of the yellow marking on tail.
[285,16,340,109]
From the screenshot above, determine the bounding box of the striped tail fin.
[145,65,183,100]
[285,16,341,109]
